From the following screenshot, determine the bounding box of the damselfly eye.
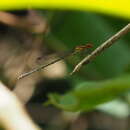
[85,43,93,48]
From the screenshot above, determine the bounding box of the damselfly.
[18,43,93,79]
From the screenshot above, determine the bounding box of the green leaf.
[48,75,130,112]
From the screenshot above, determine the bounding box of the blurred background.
[0,7,130,130]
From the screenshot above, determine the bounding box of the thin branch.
[70,23,130,75]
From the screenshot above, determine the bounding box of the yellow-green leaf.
[47,75,130,112]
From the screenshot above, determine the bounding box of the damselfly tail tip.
[17,73,26,80]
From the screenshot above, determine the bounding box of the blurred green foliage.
[48,75,130,112]
[44,11,130,114]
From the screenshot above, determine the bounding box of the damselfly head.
[75,43,93,52]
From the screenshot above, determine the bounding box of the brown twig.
[70,23,130,75]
